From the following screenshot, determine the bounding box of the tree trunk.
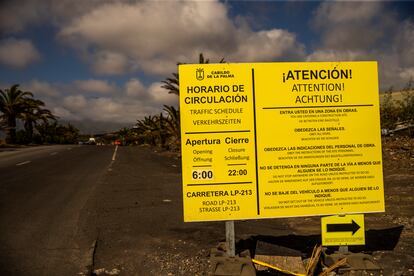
[5,116,16,144]
[24,121,34,143]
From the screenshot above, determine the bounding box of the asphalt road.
[0,145,226,275]
[0,145,115,275]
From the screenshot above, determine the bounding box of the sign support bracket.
[225,220,235,257]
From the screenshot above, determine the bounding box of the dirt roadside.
[84,137,413,276]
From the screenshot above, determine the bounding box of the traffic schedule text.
[179,62,384,222]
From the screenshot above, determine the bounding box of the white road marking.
[50,152,58,156]
[16,161,31,166]
[112,145,119,161]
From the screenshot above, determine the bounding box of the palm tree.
[36,121,79,144]
[163,105,180,149]
[36,120,55,144]
[161,73,180,96]
[0,84,33,144]
[136,115,160,146]
[20,98,56,143]
[117,127,131,145]
[136,114,169,147]
[56,123,79,144]
[155,113,167,147]
[161,53,225,96]
[0,116,6,132]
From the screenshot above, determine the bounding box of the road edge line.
[16,160,32,166]
[112,145,118,161]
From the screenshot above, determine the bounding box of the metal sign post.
[225,220,235,257]
[338,245,349,253]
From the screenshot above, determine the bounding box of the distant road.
[0,145,77,168]
[0,145,114,275]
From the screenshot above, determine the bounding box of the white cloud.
[312,1,383,26]
[306,50,367,62]
[311,2,394,51]
[57,1,232,75]
[59,94,161,123]
[91,51,129,75]
[87,98,124,121]
[24,77,176,125]
[74,79,116,94]
[0,38,41,68]
[231,29,304,61]
[394,20,414,68]
[52,106,75,120]
[0,0,43,33]
[307,1,414,90]
[63,95,88,110]
[2,1,305,75]
[0,0,111,34]
[58,1,305,75]
[125,78,146,97]
[26,79,59,97]
[148,82,178,106]
[400,68,414,81]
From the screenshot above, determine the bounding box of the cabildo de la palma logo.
[196,68,204,81]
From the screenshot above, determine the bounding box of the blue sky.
[0,0,413,132]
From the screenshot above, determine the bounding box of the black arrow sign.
[327,220,361,235]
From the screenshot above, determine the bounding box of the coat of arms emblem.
[196,68,204,80]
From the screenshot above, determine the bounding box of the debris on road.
[319,257,347,276]
[209,243,255,275]
[252,258,306,276]
[92,267,121,275]
[322,250,382,275]
[306,245,323,276]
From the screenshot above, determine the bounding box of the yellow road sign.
[179,62,384,222]
[321,215,365,246]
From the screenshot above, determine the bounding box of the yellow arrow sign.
[321,214,365,246]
